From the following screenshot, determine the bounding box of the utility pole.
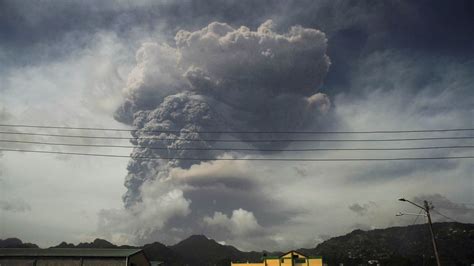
[398,198,441,266]
[424,200,441,266]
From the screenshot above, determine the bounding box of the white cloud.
[204,208,262,237]
[98,187,191,244]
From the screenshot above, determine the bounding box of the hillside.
[47,235,262,266]
[169,235,262,266]
[308,222,474,266]
[0,238,38,248]
[52,239,182,265]
[2,222,473,265]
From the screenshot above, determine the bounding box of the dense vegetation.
[2,222,473,266]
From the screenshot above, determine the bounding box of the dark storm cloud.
[144,160,301,246]
[3,0,472,66]
[348,202,377,216]
[0,199,31,213]
[0,0,276,68]
[98,19,333,246]
[275,0,474,51]
[346,160,459,184]
[268,0,474,90]
[2,0,473,106]
[332,49,473,184]
[115,19,331,207]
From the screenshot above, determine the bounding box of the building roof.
[280,250,308,258]
[264,250,322,260]
[0,248,143,258]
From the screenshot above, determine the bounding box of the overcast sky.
[0,0,473,251]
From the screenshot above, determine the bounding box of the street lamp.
[398,198,441,266]
[398,198,426,210]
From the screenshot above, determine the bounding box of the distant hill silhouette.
[169,235,262,266]
[0,238,38,248]
[51,238,135,249]
[3,222,473,265]
[47,235,261,266]
[142,242,182,265]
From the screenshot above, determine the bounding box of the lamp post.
[398,198,441,266]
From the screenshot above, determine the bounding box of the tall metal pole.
[424,200,441,266]
[398,198,442,266]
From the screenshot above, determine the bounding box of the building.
[0,248,150,266]
[231,250,323,266]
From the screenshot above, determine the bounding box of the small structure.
[231,250,323,266]
[0,248,150,266]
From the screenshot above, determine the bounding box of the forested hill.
[2,222,473,265]
[304,222,474,265]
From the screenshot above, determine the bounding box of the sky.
[0,0,473,251]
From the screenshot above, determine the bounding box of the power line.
[0,124,473,134]
[433,206,474,210]
[0,131,473,142]
[411,209,424,225]
[1,139,473,152]
[429,201,474,208]
[431,209,462,223]
[0,148,473,161]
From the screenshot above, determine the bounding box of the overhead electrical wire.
[0,124,473,134]
[0,131,472,142]
[430,206,474,210]
[411,209,424,225]
[1,124,471,161]
[0,139,473,152]
[431,209,463,223]
[0,148,472,161]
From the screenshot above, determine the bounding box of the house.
[231,250,323,266]
[0,248,150,266]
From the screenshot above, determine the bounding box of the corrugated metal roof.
[0,248,142,258]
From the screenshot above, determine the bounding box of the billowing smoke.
[109,20,331,246]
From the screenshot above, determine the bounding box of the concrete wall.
[36,259,82,266]
[231,252,323,266]
[231,263,263,266]
[0,257,133,266]
[267,258,280,266]
[0,258,36,266]
[83,258,124,266]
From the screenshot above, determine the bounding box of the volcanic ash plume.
[113,20,331,232]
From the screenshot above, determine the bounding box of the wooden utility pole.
[424,200,441,266]
[398,198,442,266]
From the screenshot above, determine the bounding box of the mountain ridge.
[2,222,473,265]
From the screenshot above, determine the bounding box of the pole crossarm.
[396,211,427,217]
